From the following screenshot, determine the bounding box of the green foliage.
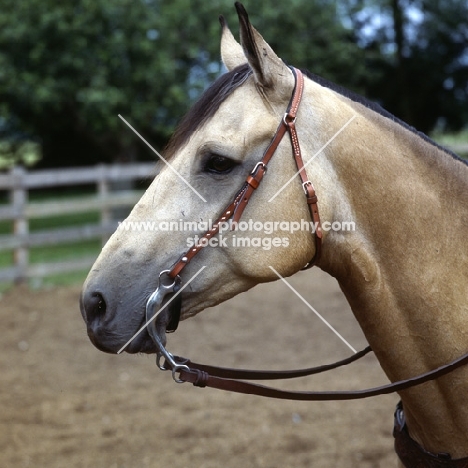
[0,140,42,169]
[343,0,468,132]
[0,0,467,167]
[413,0,468,131]
[0,0,368,167]
[431,128,468,159]
[0,0,189,166]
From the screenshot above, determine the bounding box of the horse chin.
[86,316,159,355]
[123,333,158,354]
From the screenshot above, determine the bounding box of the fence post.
[97,164,111,246]
[11,166,29,283]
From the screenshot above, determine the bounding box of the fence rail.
[0,163,155,283]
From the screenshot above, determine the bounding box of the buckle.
[302,180,312,194]
[251,161,267,175]
[283,112,296,126]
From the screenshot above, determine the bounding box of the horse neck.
[307,87,468,456]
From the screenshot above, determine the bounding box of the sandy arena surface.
[0,268,399,467]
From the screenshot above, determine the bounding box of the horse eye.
[204,155,237,174]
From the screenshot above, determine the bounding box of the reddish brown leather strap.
[283,71,322,268]
[168,198,240,278]
[168,67,321,279]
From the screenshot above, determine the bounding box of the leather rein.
[145,66,468,403]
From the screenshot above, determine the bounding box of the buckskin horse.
[80,3,468,466]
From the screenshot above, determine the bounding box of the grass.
[29,270,91,290]
[29,239,101,264]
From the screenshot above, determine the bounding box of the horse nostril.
[82,290,107,323]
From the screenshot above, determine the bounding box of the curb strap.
[168,67,321,279]
[394,402,468,467]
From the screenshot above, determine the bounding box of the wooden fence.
[0,142,466,285]
[0,163,155,283]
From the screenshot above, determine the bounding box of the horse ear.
[235,2,291,90]
[219,15,247,71]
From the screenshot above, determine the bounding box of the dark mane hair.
[163,63,464,164]
[301,69,463,162]
[164,64,252,159]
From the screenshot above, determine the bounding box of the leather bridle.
[144,66,468,402]
[145,65,324,379]
[143,65,468,464]
[167,67,321,282]
[140,64,468,468]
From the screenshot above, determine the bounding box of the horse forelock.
[163,64,252,160]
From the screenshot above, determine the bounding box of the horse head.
[80,2,468,462]
[80,4,324,354]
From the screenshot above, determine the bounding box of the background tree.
[344,0,468,132]
[0,0,370,167]
[0,0,466,168]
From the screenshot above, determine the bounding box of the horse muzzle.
[79,271,182,354]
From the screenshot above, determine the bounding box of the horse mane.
[163,63,465,165]
[301,69,465,164]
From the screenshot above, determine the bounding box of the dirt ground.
[0,268,400,468]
